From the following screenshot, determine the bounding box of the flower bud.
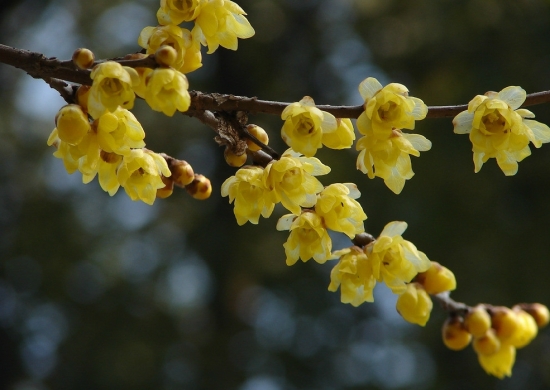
[473,329,501,356]
[491,307,520,341]
[224,148,247,167]
[519,303,549,329]
[415,261,456,295]
[156,176,174,199]
[170,159,195,187]
[72,48,95,70]
[76,85,91,113]
[508,308,538,348]
[186,174,212,200]
[246,124,269,152]
[55,104,90,145]
[155,45,178,68]
[396,283,433,326]
[464,305,492,338]
[442,316,472,351]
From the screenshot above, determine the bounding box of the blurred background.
[1,0,550,389]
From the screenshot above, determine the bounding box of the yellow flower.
[263,149,331,215]
[415,261,456,295]
[48,128,100,180]
[54,104,90,145]
[395,283,433,326]
[277,211,332,266]
[195,0,255,54]
[328,246,376,306]
[88,61,139,119]
[95,108,146,156]
[357,77,427,136]
[145,68,191,116]
[281,96,337,157]
[453,86,550,175]
[138,25,202,74]
[314,183,367,238]
[322,118,356,150]
[157,0,203,25]
[356,128,431,194]
[221,166,275,225]
[366,221,431,294]
[96,151,123,196]
[117,149,171,205]
[478,344,516,379]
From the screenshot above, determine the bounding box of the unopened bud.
[186,174,212,200]
[518,303,549,329]
[76,85,90,112]
[442,316,472,351]
[170,159,195,187]
[224,148,247,167]
[246,124,269,152]
[72,48,95,70]
[157,175,174,199]
[473,329,501,356]
[464,305,491,338]
[491,307,519,341]
[155,45,178,68]
[415,261,456,295]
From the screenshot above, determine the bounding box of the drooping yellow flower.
[357,77,428,136]
[477,344,516,379]
[366,221,431,294]
[277,211,332,266]
[96,151,123,196]
[157,0,203,25]
[263,149,330,215]
[453,86,550,175]
[322,118,356,150]
[54,104,90,145]
[48,128,100,180]
[395,283,433,326]
[144,68,191,116]
[356,128,431,194]
[95,108,146,156]
[221,166,275,225]
[88,61,139,119]
[281,96,337,157]
[194,0,255,54]
[138,25,202,74]
[328,246,376,306]
[314,183,367,238]
[117,149,171,205]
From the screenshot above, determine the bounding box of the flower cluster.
[453,86,550,175]
[355,77,430,194]
[328,221,431,307]
[442,303,549,378]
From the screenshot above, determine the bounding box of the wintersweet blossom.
[395,283,433,326]
[95,108,146,156]
[281,96,337,157]
[47,128,100,180]
[453,86,550,175]
[54,104,90,145]
[144,68,191,116]
[221,166,275,225]
[117,149,171,205]
[314,183,367,238]
[96,152,123,196]
[263,149,330,215]
[328,246,376,306]
[356,128,431,194]
[357,77,427,136]
[88,61,139,119]
[157,0,203,25]
[138,25,202,74]
[366,221,431,294]
[194,0,255,53]
[322,118,356,150]
[277,211,332,266]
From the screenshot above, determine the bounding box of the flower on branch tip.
[328,246,376,306]
[88,61,139,119]
[453,86,550,175]
[314,183,367,238]
[356,128,431,194]
[396,283,433,326]
[357,77,427,136]
[263,149,330,215]
[138,25,202,74]
[281,96,337,157]
[366,221,431,294]
[277,211,332,266]
[322,118,356,150]
[157,0,203,25]
[145,68,191,116]
[195,0,255,54]
[117,149,171,205]
[95,108,146,156]
[221,165,275,225]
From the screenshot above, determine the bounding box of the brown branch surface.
[2,44,550,119]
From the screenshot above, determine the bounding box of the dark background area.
[1,0,550,389]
